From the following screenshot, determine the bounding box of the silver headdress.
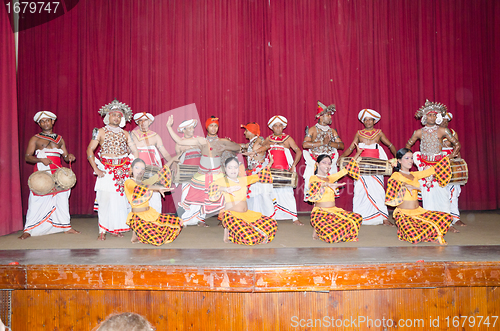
[415,99,447,125]
[99,99,133,128]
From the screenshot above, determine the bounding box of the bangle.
[63,155,68,158]
[87,155,94,159]
[388,144,393,148]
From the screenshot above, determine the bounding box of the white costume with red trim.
[246,137,274,217]
[352,143,389,225]
[24,148,72,236]
[268,135,298,221]
[443,145,461,224]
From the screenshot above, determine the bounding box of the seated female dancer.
[306,154,362,243]
[124,158,183,246]
[209,156,278,245]
[385,148,453,245]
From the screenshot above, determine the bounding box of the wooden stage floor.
[1,212,499,330]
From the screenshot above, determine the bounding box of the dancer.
[261,115,303,224]
[125,158,183,246]
[166,115,241,226]
[302,101,344,200]
[440,112,465,226]
[87,99,133,240]
[305,155,362,243]
[239,122,274,217]
[20,111,79,239]
[209,156,277,245]
[339,109,396,226]
[406,100,460,216]
[385,148,453,245]
[130,112,173,213]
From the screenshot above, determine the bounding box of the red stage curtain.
[16,0,499,216]
[0,8,23,234]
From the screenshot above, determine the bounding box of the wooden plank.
[11,288,500,330]
[0,262,498,291]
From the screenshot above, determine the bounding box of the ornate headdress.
[99,99,133,128]
[415,99,447,125]
[316,100,336,118]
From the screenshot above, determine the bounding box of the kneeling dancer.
[306,155,362,243]
[124,158,183,246]
[385,148,453,245]
[209,157,278,245]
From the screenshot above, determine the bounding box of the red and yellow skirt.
[127,213,182,246]
[393,207,452,244]
[220,210,277,245]
[310,207,362,243]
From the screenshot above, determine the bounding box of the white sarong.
[413,152,451,214]
[94,157,130,234]
[247,159,274,217]
[270,146,298,221]
[353,143,389,225]
[24,149,72,236]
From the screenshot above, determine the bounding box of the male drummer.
[302,101,344,201]
[261,115,303,225]
[240,122,274,217]
[20,111,78,239]
[130,112,173,213]
[175,119,202,223]
[339,109,396,226]
[440,112,465,226]
[166,115,241,226]
[87,99,134,240]
[406,100,461,229]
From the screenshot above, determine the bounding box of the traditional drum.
[28,171,55,195]
[339,157,392,176]
[271,169,298,188]
[173,164,200,183]
[449,158,468,185]
[53,167,77,190]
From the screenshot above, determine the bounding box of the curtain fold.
[0,8,23,234]
[15,0,499,215]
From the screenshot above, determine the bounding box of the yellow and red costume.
[209,168,277,245]
[124,165,182,246]
[385,157,453,244]
[305,160,362,243]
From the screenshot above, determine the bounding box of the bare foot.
[383,219,396,227]
[109,232,124,238]
[131,232,141,244]
[449,226,460,233]
[293,220,304,226]
[198,221,209,227]
[455,220,467,226]
[97,233,106,241]
[218,221,223,227]
[65,228,81,234]
[312,231,319,240]
[18,232,31,240]
[223,228,230,243]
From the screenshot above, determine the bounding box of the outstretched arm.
[166,115,205,147]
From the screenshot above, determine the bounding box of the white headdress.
[358,109,381,124]
[444,112,453,121]
[34,111,57,122]
[178,119,198,132]
[267,115,288,130]
[133,112,155,123]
